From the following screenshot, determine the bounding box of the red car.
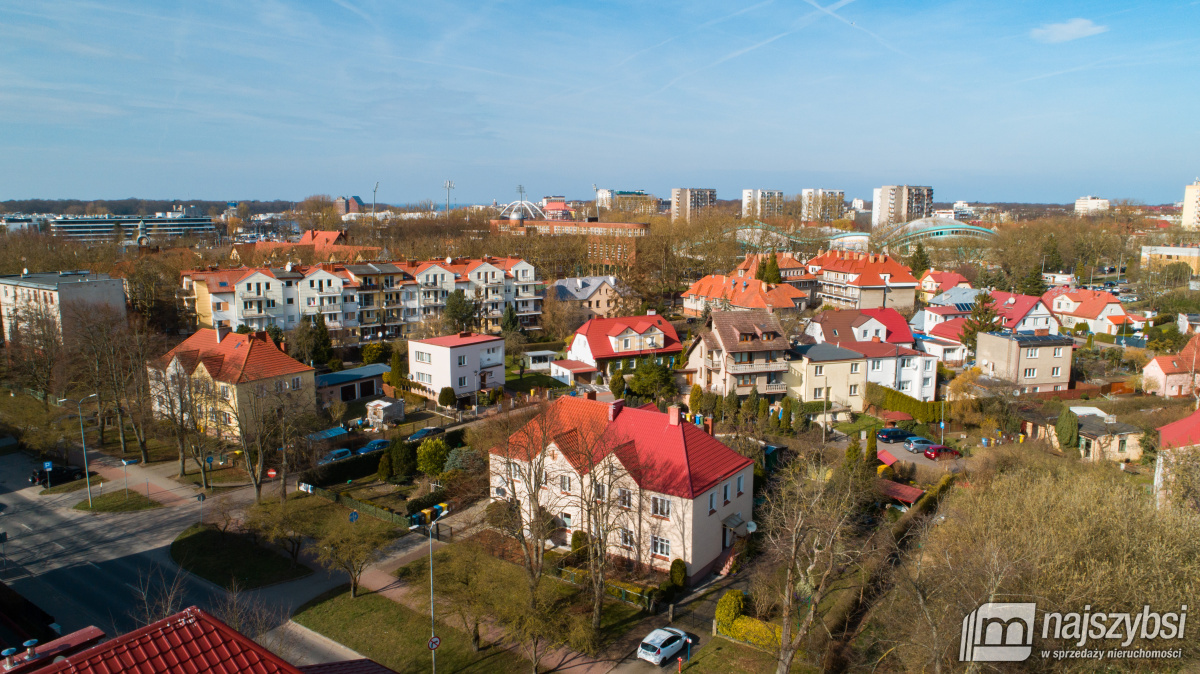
[924,445,962,461]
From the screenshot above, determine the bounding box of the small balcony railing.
[726,361,787,373]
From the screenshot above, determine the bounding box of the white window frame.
[651,535,670,557]
[1024,367,1036,379]
[651,496,671,519]
[560,475,571,492]
[617,488,631,509]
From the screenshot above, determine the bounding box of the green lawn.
[834,414,884,436]
[178,464,251,489]
[293,585,529,673]
[504,371,567,394]
[72,489,161,512]
[683,638,796,673]
[40,474,106,495]
[170,523,312,590]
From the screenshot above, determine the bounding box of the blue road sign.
[206,455,214,465]
[43,461,52,471]
[349,511,360,523]
[196,493,206,502]
[940,422,945,428]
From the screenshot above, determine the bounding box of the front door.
[723,526,733,549]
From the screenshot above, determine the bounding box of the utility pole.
[443,180,455,216]
[592,183,599,220]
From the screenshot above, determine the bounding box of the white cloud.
[1031,18,1109,44]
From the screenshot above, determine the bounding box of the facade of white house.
[408,332,505,401]
[0,270,126,340]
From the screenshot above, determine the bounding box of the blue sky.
[2,1,1198,205]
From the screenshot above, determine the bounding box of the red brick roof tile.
[157,329,313,384]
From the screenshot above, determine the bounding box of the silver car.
[637,627,688,666]
[903,437,937,454]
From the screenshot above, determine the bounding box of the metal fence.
[544,563,655,609]
[310,485,410,526]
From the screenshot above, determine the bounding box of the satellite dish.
[746,521,758,533]
[1012,389,1021,397]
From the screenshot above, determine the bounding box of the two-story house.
[784,343,866,413]
[805,308,915,347]
[489,396,754,581]
[685,311,790,403]
[681,275,808,316]
[976,331,1073,393]
[802,250,918,310]
[408,331,505,404]
[1042,286,1145,336]
[0,270,126,342]
[917,270,971,303]
[731,252,820,306]
[548,276,627,319]
[839,339,939,402]
[564,313,684,383]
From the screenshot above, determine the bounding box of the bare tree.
[7,301,65,407]
[224,379,314,503]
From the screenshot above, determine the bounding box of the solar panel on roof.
[954,303,974,311]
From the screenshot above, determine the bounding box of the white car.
[637,627,688,666]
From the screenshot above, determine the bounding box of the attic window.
[218,282,228,287]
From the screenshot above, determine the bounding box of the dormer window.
[623,338,630,349]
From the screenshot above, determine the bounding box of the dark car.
[876,428,913,444]
[407,427,445,443]
[924,445,962,461]
[356,438,391,455]
[29,465,85,486]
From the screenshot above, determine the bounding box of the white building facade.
[0,270,126,340]
[741,189,784,219]
[1074,196,1110,216]
[800,188,846,221]
[408,332,505,402]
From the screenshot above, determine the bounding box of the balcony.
[315,288,341,296]
[726,360,788,373]
[763,383,788,393]
[705,358,721,370]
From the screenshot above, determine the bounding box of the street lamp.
[59,394,97,508]
[411,508,450,673]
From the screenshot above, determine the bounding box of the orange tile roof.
[920,270,971,293]
[805,250,918,286]
[1042,286,1125,320]
[685,274,806,311]
[157,329,313,384]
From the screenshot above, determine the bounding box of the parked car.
[29,465,85,486]
[924,445,963,461]
[317,448,353,465]
[903,436,938,453]
[357,439,391,455]
[876,428,913,444]
[637,627,688,666]
[407,427,445,443]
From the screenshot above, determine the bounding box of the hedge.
[864,383,940,424]
[1093,333,1116,344]
[726,615,783,651]
[406,488,449,516]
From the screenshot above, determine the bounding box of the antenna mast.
[443,180,455,215]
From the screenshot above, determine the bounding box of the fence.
[544,563,655,609]
[309,485,410,526]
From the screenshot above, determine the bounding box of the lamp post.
[59,394,97,508]
[412,509,449,673]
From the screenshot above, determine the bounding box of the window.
[414,372,432,384]
[561,513,572,528]
[922,377,932,387]
[1119,438,1127,453]
[652,496,671,519]
[1051,367,1061,377]
[899,380,911,392]
[219,385,230,399]
[1054,347,1063,358]
[813,365,824,376]
[291,377,301,389]
[900,357,913,368]
[617,488,631,508]
[595,483,606,500]
[708,492,716,512]
[849,384,859,396]
[871,360,882,371]
[924,360,933,371]
[722,482,730,504]
[560,475,571,492]
[415,351,431,363]
[623,338,630,349]
[1023,368,1036,379]
[1026,348,1039,358]
[458,376,467,387]
[850,362,860,374]
[457,355,467,366]
[286,297,294,305]
[619,528,634,548]
[736,374,753,386]
[737,475,744,495]
[651,535,671,557]
[813,387,824,399]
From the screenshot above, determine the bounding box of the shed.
[876,479,925,504]
[316,363,390,405]
[550,359,597,385]
[522,350,559,371]
[365,397,406,426]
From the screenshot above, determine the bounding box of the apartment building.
[671,188,717,221]
[1183,181,1200,230]
[976,331,1073,393]
[839,340,939,402]
[0,270,126,341]
[1074,196,1110,216]
[180,256,541,342]
[48,207,216,243]
[681,275,809,315]
[489,396,754,580]
[1140,245,1200,275]
[784,343,866,413]
[803,250,918,310]
[489,218,648,268]
[800,189,846,222]
[596,189,658,215]
[685,311,790,403]
[741,189,784,219]
[871,185,933,228]
[408,331,505,403]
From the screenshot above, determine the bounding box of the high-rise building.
[1182,181,1200,230]
[870,185,933,228]
[596,189,656,215]
[671,188,717,221]
[741,189,784,219]
[800,189,846,222]
[1074,196,1110,217]
[851,198,865,211]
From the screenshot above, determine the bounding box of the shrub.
[444,448,482,473]
[361,341,392,364]
[669,558,687,588]
[438,387,456,407]
[571,530,589,555]
[326,358,343,372]
[728,615,782,650]
[391,439,418,478]
[715,589,745,631]
[377,452,393,481]
[417,438,450,476]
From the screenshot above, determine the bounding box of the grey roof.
[928,287,985,306]
[1078,415,1141,438]
[549,276,620,301]
[316,363,390,388]
[0,270,115,290]
[344,263,404,275]
[523,350,559,357]
[266,268,304,279]
[791,343,864,362]
[983,331,1075,347]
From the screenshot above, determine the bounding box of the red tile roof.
[929,317,967,343]
[298,230,348,247]
[1042,286,1124,320]
[877,449,898,466]
[492,396,752,498]
[412,332,504,348]
[876,479,925,504]
[920,270,971,293]
[39,606,302,674]
[805,250,918,286]
[157,329,313,384]
[573,314,682,361]
[812,308,913,345]
[988,291,1046,329]
[552,359,598,373]
[1159,408,1200,450]
[684,275,806,311]
[859,308,916,344]
[1149,335,1200,375]
[731,252,808,279]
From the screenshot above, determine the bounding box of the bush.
[669,558,687,588]
[377,452,393,481]
[405,488,449,516]
[728,615,783,650]
[715,589,745,631]
[864,383,940,423]
[438,387,456,407]
[417,438,450,476]
[570,530,589,555]
[301,451,381,486]
[361,342,392,365]
[444,448,482,473]
[390,439,418,478]
[326,358,343,372]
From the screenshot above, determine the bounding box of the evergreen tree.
[387,349,406,387]
[610,367,627,397]
[780,397,794,433]
[908,243,931,278]
[1074,261,1087,286]
[961,290,1003,352]
[1056,409,1079,450]
[759,251,782,284]
[689,384,703,413]
[722,390,740,423]
[757,398,769,425]
[311,314,333,365]
[265,323,284,346]
[501,304,520,333]
[1017,267,1048,296]
[444,290,477,333]
[1042,235,1064,272]
[740,389,760,426]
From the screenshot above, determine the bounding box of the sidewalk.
[63,442,200,506]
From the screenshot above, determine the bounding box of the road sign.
[196,493,206,502]
[267,468,277,479]
[0,532,7,544]
[940,422,945,429]
[206,455,214,465]
[298,483,313,494]
[43,461,52,471]
[427,636,441,650]
[349,511,359,523]
[122,459,138,466]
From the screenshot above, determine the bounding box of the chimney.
[215,325,231,343]
[585,390,597,401]
[1034,328,1049,336]
[608,400,624,421]
[872,336,881,342]
[668,405,680,426]
[703,417,714,436]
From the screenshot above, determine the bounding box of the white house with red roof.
[489,396,754,580]
[408,331,505,403]
[563,312,683,382]
[805,308,915,347]
[1143,334,1200,398]
[918,270,971,302]
[803,250,919,310]
[682,275,809,315]
[1042,286,1146,335]
[839,339,939,401]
